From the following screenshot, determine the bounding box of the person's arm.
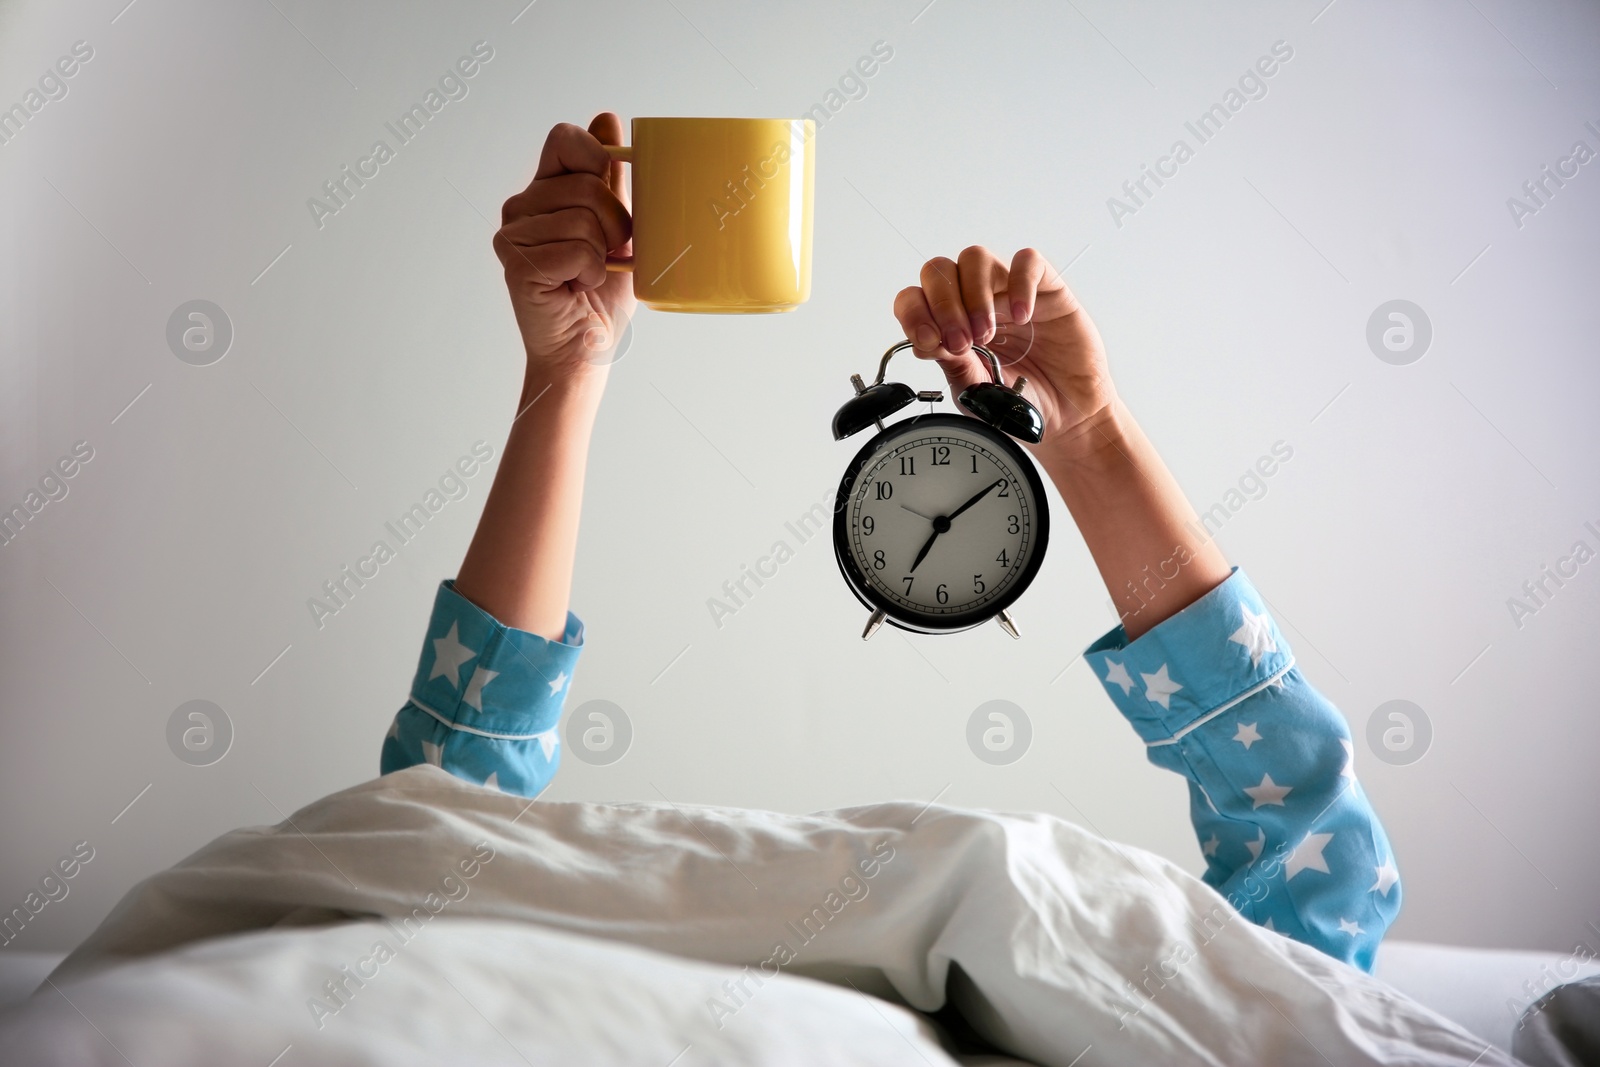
[381,113,634,797]
[893,248,1400,969]
[453,372,605,641]
[455,111,634,640]
[891,246,1230,637]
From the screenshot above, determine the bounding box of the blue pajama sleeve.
[1083,567,1401,971]
[380,579,582,799]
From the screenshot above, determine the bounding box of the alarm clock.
[831,340,1050,640]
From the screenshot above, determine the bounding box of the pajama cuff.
[404,579,583,738]
[1082,567,1295,745]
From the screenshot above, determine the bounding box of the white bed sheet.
[7,937,1589,1058]
[0,768,1551,1065]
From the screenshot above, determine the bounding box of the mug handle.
[603,145,634,273]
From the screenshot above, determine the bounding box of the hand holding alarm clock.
[890,245,1117,468]
[831,247,1121,639]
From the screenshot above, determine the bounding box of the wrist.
[1034,397,1132,480]
[517,364,607,426]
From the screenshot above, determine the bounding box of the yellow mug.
[605,117,815,314]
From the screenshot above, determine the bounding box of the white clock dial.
[846,429,1039,619]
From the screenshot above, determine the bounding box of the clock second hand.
[907,479,1006,574]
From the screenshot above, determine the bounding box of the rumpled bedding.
[4,766,1513,1066]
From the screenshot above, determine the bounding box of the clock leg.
[861,608,887,641]
[996,609,1021,639]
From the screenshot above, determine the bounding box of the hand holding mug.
[494,112,635,381]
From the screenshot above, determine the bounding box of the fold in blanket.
[52,766,1509,1067]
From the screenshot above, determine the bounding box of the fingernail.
[915,324,939,350]
[970,313,992,341]
[944,327,970,352]
[1012,300,1029,324]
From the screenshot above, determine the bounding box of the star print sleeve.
[379,579,582,799]
[1082,567,1401,972]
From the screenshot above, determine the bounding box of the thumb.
[588,111,629,213]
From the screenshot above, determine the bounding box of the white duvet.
[3,766,1512,1066]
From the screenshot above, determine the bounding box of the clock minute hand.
[945,479,1006,523]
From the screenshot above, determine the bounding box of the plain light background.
[2,0,1596,956]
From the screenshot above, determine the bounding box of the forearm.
[1080,570,1400,971]
[1037,398,1230,639]
[454,368,606,641]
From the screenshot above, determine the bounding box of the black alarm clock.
[831,340,1050,640]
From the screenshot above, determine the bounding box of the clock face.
[833,414,1049,633]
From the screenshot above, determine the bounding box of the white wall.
[2,0,1596,956]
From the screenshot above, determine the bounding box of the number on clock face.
[848,433,1034,616]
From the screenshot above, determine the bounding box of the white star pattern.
[1103,659,1137,696]
[421,740,443,767]
[1263,917,1277,932]
[1245,828,1266,863]
[535,729,558,762]
[1201,834,1220,858]
[1244,772,1293,809]
[1370,859,1400,897]
[1229,607,1277,668]
[547,670,568,697]
[1283,832,1334,880]
[1339,738,1356,780]
[1337,918,1365,936]
[429,622,478,689]
[1233,722,1262,749]
[462,667,499,712]
[386,715,400,740]
[1141,664,1183,709]
[483,771,501,792]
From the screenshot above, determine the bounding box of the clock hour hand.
[908,525,942,574]
[946,479,1006,523]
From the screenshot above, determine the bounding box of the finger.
[587,111,630,213]
[919,257,972,354]
[957,245,1005,344]
[496,236,606,292]
[507,173,631,249]
[498,207,610,262]
[892,286,942,353]
[533,122,612,182]
[893,286,988,394]
[1006,247,1051,324]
